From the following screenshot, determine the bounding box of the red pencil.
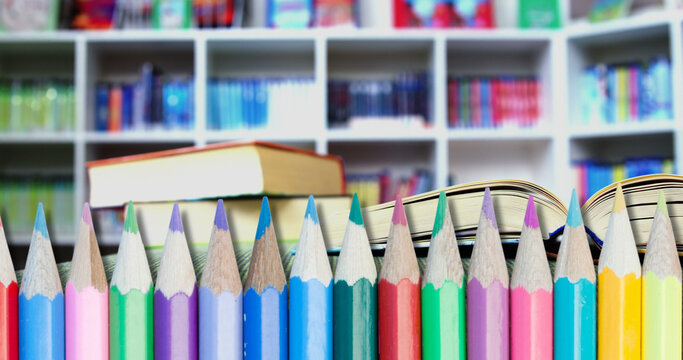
[379,197,421,359]
[0,216,17,360]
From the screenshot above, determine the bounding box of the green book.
[519,0,561,29]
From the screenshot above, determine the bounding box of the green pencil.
[333,194,377,359]
[110,202,153,359]
[421,191,466,359]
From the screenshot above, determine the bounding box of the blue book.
[121,85,134,130]
[95,84,109,131]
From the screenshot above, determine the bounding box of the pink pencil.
[65,203,109,360]
[510,196,553,360]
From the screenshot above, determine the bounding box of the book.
[103,195,350,254]
[87,141,345,208]
[323,175,683,256]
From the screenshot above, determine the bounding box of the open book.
[323,174,683,258]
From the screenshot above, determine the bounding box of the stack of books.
[95,63,194,132]
[448,75,540,128]
[87,140,350,251]
[328,73,430,129]
[580,56,672,125]
[574,157,675,203]
[207,77,316,131]
[0,79,75,132]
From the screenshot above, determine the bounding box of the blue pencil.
[243,197,287,359]
[289,196,333,359]
[19,203,65,359]
[199,200,243,360]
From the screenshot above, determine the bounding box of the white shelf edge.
[326,128,438,142]
[447,128,554,141]
[84,131,197,143]
[565,11,675,40]
[0,132,77,143]
[568,121,676,139]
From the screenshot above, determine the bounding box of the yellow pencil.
[642,191,682,360]
[597,183,641,360]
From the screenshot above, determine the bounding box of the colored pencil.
[554,189,596,360]
[289,195,333,359]
[510,196,553,360]
[333,193,377,360]
[597,183,641,359]
[243,197,288,359]
[65,203,108,360]
[154,203,198,359]
[19,203,65,359]
[110,202,154,359]
[467,188,509,360]
[378,196,421,359]
[642,191,682,359]
[0,215,17,360]
[421,191,465,360]
[199,199,243,360]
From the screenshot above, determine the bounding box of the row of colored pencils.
[0,186,680,359]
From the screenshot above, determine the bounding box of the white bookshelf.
[3,10,683,244]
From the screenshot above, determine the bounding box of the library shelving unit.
[2,10,683,245]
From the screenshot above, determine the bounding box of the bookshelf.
[3,10,683,244]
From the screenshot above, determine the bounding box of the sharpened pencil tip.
[305,195,319,224]
[656,190,669,217]
[169,203,184,233]
[81,202,94,231]
[392,196,407,226]
[34,203,49,239]
[482,187,498,229]
[124,201,139,234]
[255,196,272,240]
[523,195,539,229]
[432,191,447,238]
[567,189,583,228]
[613,183,626,213]
[349,193,364,226]
[213,199,229,230]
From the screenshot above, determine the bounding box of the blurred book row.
[0,0,565,31]
[0,79,75,133]
[346,170,433,207]
[579,56,672,126]
[328,73,430,129]
[574,157,675,203]
[448,75,540,129]
[0,176,75,238]
[207,77,316,131]
[95,63,194,132]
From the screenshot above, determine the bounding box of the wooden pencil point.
[156,204,196,298]
[348,193,364,226]
[424,191,463,289]
[612,183,626,213]
[244,197,286,294]
[381,196,419,285]
[201,201,241,296]
[20,203,62,300]
[68,203,107,292]
[0,216,15,287]
[656,190,669,217]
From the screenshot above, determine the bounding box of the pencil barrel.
[154,287,199,359]
[510,286,553,360]
[467,278,509,360]
[19,293,65,360]
[65,283,108,360]
[553,277,596,360]
[378,278,421,360]
[597,268,641,360]
[0,282,18,360]
[289,277,333,359]
[109,285,154,360]
[421,279,466,360]
[243,286,288,360]
[642,272,682,360]
[333,279,377,360]
[198,287,243,360]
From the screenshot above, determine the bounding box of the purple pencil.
[154,203,198,359]
[467,188,510,360]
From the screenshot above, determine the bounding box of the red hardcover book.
[108,85,122,132]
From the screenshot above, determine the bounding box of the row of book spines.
[0,80,75,132]
[346,170,433,207]
[448,76,540,128]
[0,177,74,236]
[328,74,430,125]
[207,77,315,130]
[574,158,674,203]
[580,57,672,125]
[95,78,194,132]
[393,0,494,29]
